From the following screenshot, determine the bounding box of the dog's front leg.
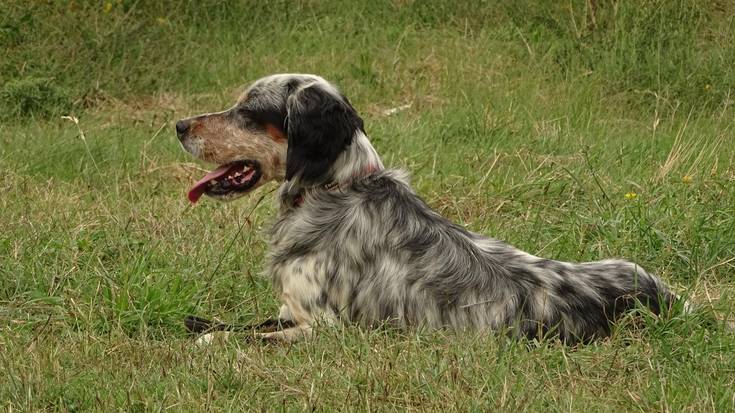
[188,314,296,346]
[185,315,294,334]
[258,324,314,342]
[256,291,337,343]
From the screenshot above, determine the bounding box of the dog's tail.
[672,294,735,332]
[676,294,695,314]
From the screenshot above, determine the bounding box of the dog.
[176,73,685,344]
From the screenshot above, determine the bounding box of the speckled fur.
[179,74,682,344]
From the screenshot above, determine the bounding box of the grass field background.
[2,0,734,410]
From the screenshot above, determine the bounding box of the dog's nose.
[175,120,190,139]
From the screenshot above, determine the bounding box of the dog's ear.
[285,83,363,184]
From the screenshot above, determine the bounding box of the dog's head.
[176,74,364,203]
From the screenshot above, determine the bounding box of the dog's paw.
[195,331,231,347]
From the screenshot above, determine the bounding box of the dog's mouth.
[188,160,262,204]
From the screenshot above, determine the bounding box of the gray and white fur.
[176,74,683,344]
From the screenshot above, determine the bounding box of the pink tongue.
[187,164,239,204]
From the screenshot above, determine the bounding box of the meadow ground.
[1,1,734,411]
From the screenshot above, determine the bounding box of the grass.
[1,0,734,411]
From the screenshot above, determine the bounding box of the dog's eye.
[241,118,259,130]
[233,108,260,130]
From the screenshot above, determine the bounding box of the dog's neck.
[279,131,384,210]
[329,131,384,184]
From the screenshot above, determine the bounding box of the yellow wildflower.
[624,192,637,200]
[682,175,693,184]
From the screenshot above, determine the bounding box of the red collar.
[292,165,378,208]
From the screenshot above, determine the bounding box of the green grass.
[1,0,734,411]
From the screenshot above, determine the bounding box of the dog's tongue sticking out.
[188,164,233,203]
[188,163,249,204]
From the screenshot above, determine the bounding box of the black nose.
[175,120,190,138]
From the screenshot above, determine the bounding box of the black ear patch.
[285,84,364,184]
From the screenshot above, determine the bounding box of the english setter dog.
[176,74,685,344]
